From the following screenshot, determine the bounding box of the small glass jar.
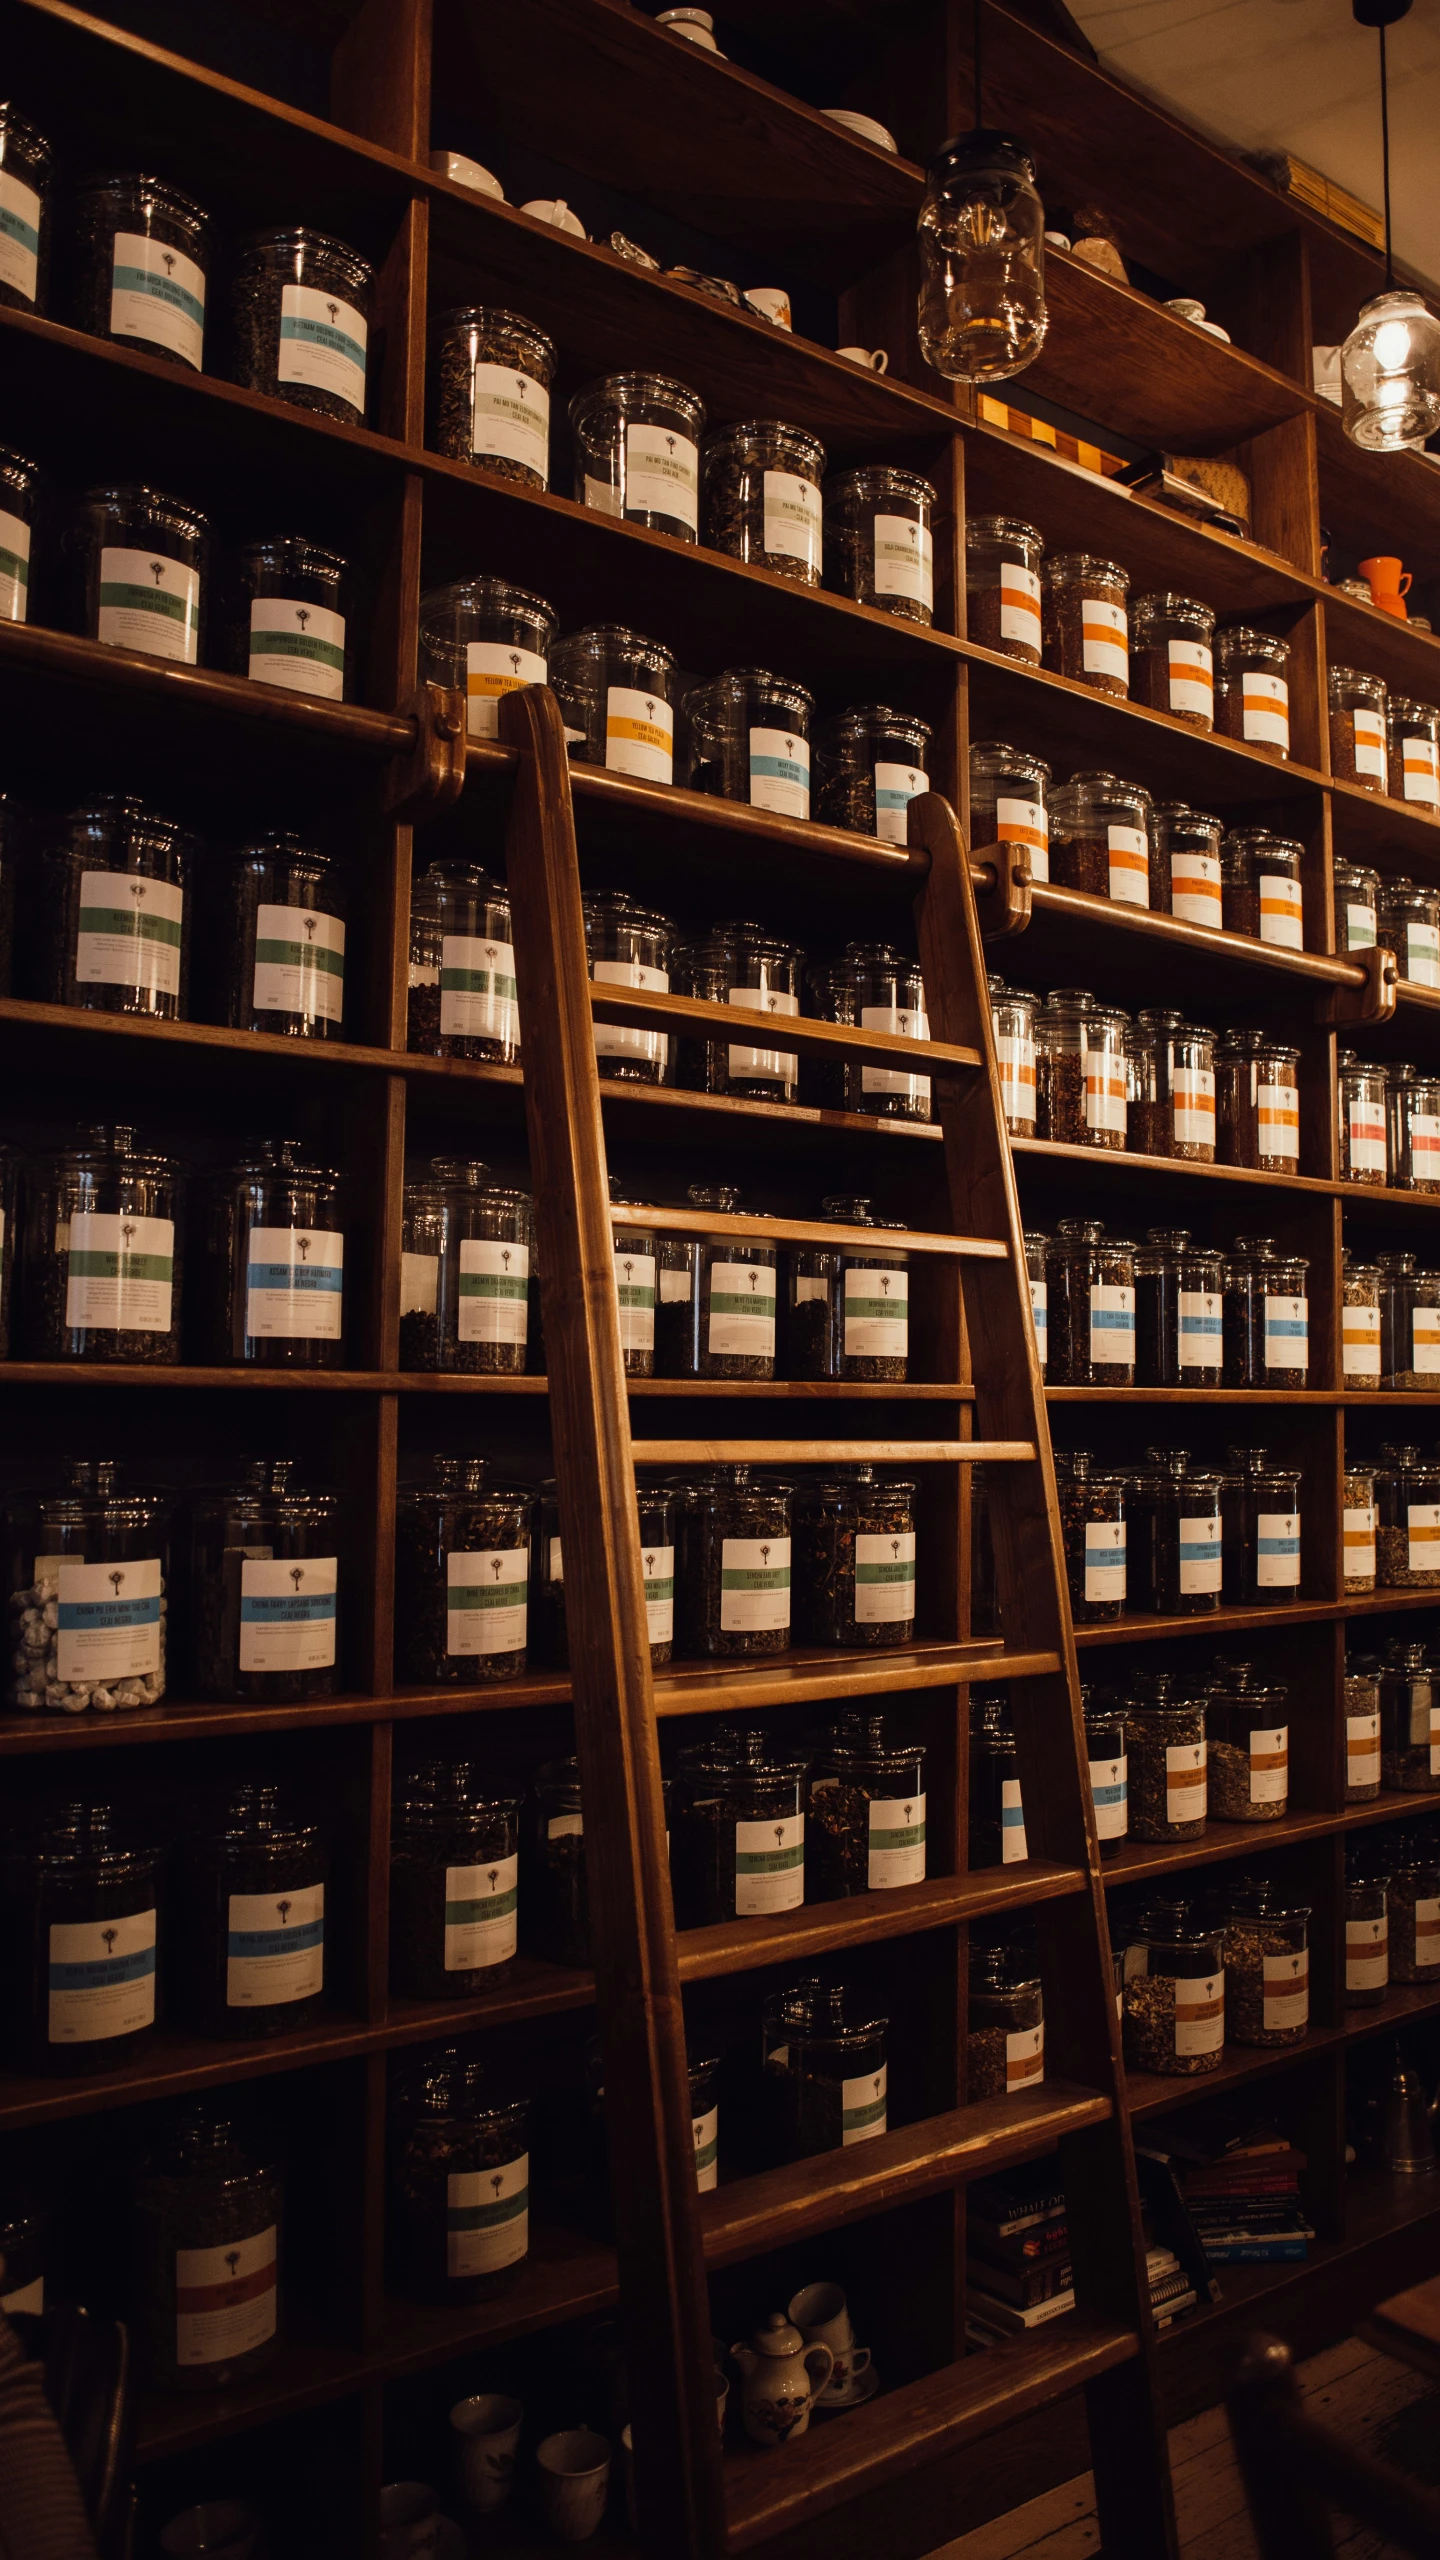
[1375,1444,1440,1589]
[814,705,932,844]
[1222,828,1305,950]
[1221,1449,1302,1605]
[419,576,557,744]
[1387,695,1440,807]
[1344,1861,1389,2007]
[407,857,518,1061]
[1130,593,1215,728]
[41,793,191,1020]
[570,370,704,538]
[674,1727,807,1924]
[1050,771,1151,908]
[701,420,825,585]
[808,943,930,1121]
[388,2048,530,2303]
[763,1978,888,2160]
[966,1932,1044,2100]
[233,228,374,421]
[219,535,349,701]
[965,515,1043,663]
[917,126,1047,380]
[21,1123,182,1364]
[1378,875,1440,991]
[1137,1231,1224,1386]
[1054,1450,1126,1624]
[1122,1909,1224,2073]
[202,1138,344,1368]
[6,1460,169,1716]
[1220,1885,1309,2047]
[970,1692,1026,1866]
[1036,987,1128,1149]
[1345,1659,1382,1800]
[807,1713,927,1900]
[1388,1835,1440,1982]
[1045,1220,1135,1385]
[683,667,814,819]
[1084,1701,1128,1855]
[796,1469,917,1648]
[969,743,1050,882]
[1207,1684,1289,1821]
[135,2110,281,2391]
[72,174,209,370]
[1215,627,1291,758]
[1343,1255,1383,1386]
[1334,856,1380,953]
[1151,804,1224,929]
[395,1460,533,1685]
[1025,1230,1048,1373]
[0,105,51,311]
[825,465,936,623]
[1380,1641,1440,1791]
[69,482,206,667]
[678,1466,792,1657]
[389,1764,521,1997]
[1130,1015,1217,1161]
[0,445,39,624]
[1391,1068,1440,1194]
[549,624,676,782]
[1127,1698,1206,1841]
[1329,666,1388,790]
[189,1460,340,1702]
[1,1799,160,2066]
[1042,552,1129,696]
[536,1479,675,1667]
[176,1784,326,2037]
[988,976,1038,1136]
[1215,1032,1301,1173]
[1344,1464,1377,1593]
[216,835,347,1039]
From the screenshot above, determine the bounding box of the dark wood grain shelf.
[1021,884,1358,998]
[1125,2026,1346,2120]
[676,1865,1088,1983]
[1072,1590,1440,1648]
[1027,252,1314,454]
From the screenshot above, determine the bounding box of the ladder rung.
[587,983,982,1074]
[630,1440,1035,1465]
[608,1208,1006,1260]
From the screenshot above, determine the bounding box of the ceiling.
[1062,0,1440,291]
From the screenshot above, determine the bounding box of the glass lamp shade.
[1341,289,1440,451]
[917,129,1047,384]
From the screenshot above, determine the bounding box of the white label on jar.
[1402,735,1440,804]
[1167,637,1214,719]
[48,1908,156,2044]
[708,1259,776,1358]
[584,473,623,514]
[1258,872,1303,950]
[1179,1511,1223,1595]
[75,869,183,998]
[97,545,199,664]
[1089,1281,1136,1365]
[1344,1505,1376,1579]
[444,1856,518,1970]
[761,469,821,573]
[1106,823,1149,908]
[446,1549,527,1656]
[642,1542,675,1648]
[1347,900,1378,949]
[727,982,798,1083]
[1178,1289,1222,1368]
[842,2064,887,2145]
[1248,1723,1289,1804]
[1347,1101,1388,1177]
[868,1792,925,1888]
[1257,1082,1300,1161]
[1084,1517,1126,1603]
[279,283,367,411]
[1343,1297,1381,1377]
[0,166,41,303]
[1348,1711,1381,1787]
[0,2277,42,2316]
[1173,1070,1216,1150]
[1170,849,1222,929]
[1082,595,1128,682]
[1415,1304,1440,1372]
[465,638,546,740]
[547,1812,583,1842]
[1408,1502,1440,1573]
[56,1556,162,1682]
[874,513,933,610]
[253,901,344,1021]
[0,505,29,622]
[593,956,668,1072]
[874,759,928,846]
[1174,1968,1224,2057]
[855,1529,916,1623]
[1352,707,1386,778]
[1089,1751,1127,1838]
[659,1267,692,1302]
[1346,1915,1388,1991]
[860,1002,930,1103]
[1263,1948,1309,2032]
[440,934,518,1044]
[66,1211,174,1334]
[1416,1897,1440,1958]
[238,1556,337,1672]
[735,1813,804,1914]
[625,422,699,531]
[110,230,205,368]
[1084,1048,1127,1134]
[693,2107,718,2190]
[226,1882,324,2008]
[176,2227,277,2368]
[606,684,673,783]
[459,1238,530,1346]
[1257,1511,1301,1588]
[448,2157,529,2275]
[1407,923,1440,989]
[844,1263,908,1360]
[748,725,810,818]
[995,796,1048,883]
[999,561,1042,649]
[720,1535,790,1632]
[1264,1293,1307,1368]
[249,596,345,699]
[1412,1112,1440,1185]
[1001,1775,1028,1863]
[997,1030,1036,1127]
[246,1226,343,1340]
[1242,670,1289,749]
[614,1247,656,1351]
[1166,1741,1206,1825]
[1006,2022,1045,2092]
[1030,1276,1047,1366]
[401,1251,438,1318]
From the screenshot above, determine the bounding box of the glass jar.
[1223,1237,1309,1387]
[795,1469,916,1648]
[135,2110,281,2391]
[1026,1230,1048,1372]
[1215,627,1291,757]
[0,445,39,624]
[1329,666,1388,790]
[1036,988,1128,1149]
[1128,1015,1216,1161]
[433,304,554,488]
[1137,1231,1224,1386]
[1378,875,1440,990]
[808,943,930,1120]
[988,976,1037,1136]
[419,576,557,744]
[531,1758,590,1964]
[1222,829,1304,950]
[825,465,935,623]
[407,857,518,1061]
[684,918,804,1104]
[1,1799,160,2067]
[683,667,813,819]
[1215,1032,1300,1173]
[781,1236,842,1381]
[1380,1641,1440,1791]
[611,1187,659,1379]
[1122,1909,1224,2074]
[1130,593,1215,729]
[21,1123,182,1364]
[549,624,675,782]
[1127,1699,1206,1841]
[388,2048,530,2303]
[1138,1458,1225,1614]
[389,1765,521,1997]
[69,482,206,666]
[691,1197,778,1381]
[1391,1068,1440,1194]
[570,370,704,538]
[1221,1450,1302,1605]
[1207,1683,1289,1820]
[219,534,348,701]
[674,1727,807,1924]
[1050,771,1151,908]
[189,1460,340,1702]
[176,1784,326,2037]
[824,1198,910,1382]
[965,515,1043,663]
[6,1460,169,1716]
[806,1712,926,1900]
[1388,1835,1440,1982]
[395,1460,533,1684]
[1334,856,1380,952]
[72,174,209,371]
[1375,1444,1440,1589]
[969,742,1050,882]
[202,1138,344,1368]
[1151,803,1223,929]
[0,105,50,311]
[587,2040,716,2204]
[970,1692,1027,1866]
[814,705,932,844]
[1045,1221,1135,1385]
[1054,1450,1126,1624]
[233,228,374,421]
[41,793,190,1020]
[1344,1464,1377,1593]
[425,1160,532,1377]
[216,835,346,1038]
[400,1170,448,1371]
[966,1932,1044,2100]
[678,1466,791,1657]
[701,420,825,585]
[1084,1701,1128,1855]
[1344,1862,1389,2007]
[1396,1265,1440,1387]
[536,1479,675,1667]
[763,1979,887,2160]
[1345,1659,1382,1800]
[1343,1256,1383,1385]
[1387,695,1440,806]
[1220,1885,1308,2047]
[1042,553,1129,697]
[917,128,1047,382]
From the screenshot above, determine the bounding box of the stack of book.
[1181,2140,1311,2264]
[1147,2244,1197,2330]
[966,2163,1072,2342]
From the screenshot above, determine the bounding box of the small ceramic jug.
[730,2311,833,2447]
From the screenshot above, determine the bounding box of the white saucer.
[816,2363,880,2413]
[821,109,898,153]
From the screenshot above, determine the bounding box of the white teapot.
[730,2311,834,2447]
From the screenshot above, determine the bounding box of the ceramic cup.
[160,2506,263,2560]
[836,346,888,371]
[521,198,587,238]
[744,288,793,329]
[450,2392,523,2514]
[379,2483,441,2559]
[535,2430,612,2543]
[1360,554,1411,616]
[788,2282,873,2402]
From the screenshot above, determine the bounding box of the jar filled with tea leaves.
[989,977,1038,1136]
[821,1196,909,1381]
[1215,627,1291,757]
[1127,1697,1206,1842]
[571,371,704,537]
[966,1929,1044,2099]
[1036,988,1128,1149]
[1222,1237,1308,1387]
[1026,1230,1047,1372]
[1344,1463,1377,1593]
[1387,695,1440,805]
[395,1459,533,1684]
[215,835,346,1038]
[781,1234,842,1379]
[683,667,813,818]
[808,943,931,1120]
[399,1170,448,1371]
[0,106,51,311]
[530,1758,591,1965]
[1151,803,1223,929]
[1394,1263,1440,1386]
[1334,856,1380,954]
[825,464,935,622]
[69,482,206,666]
[21,1124,182,1364]
[1380,1640,1440,1791]
[175,1782,326,2038]
[1050,770,1151,907]
[201,1138,344,1368]
[41,793,190,1020]
[763,1979,887,2160]
[1378,875,1440,989]
[232,228,373,421]
[434,1162,533,1376]
[795,1467,916,1648]
[388,2047,531,2302]
[433,304,554,485]
[407,856,518,1061]
[965,515,1042,662]
[673,1726,807,1924]
[1136,1455,1225,1614]
[1122,1906,1224,2074]
[969,742,1050,882]
[1054,1449,1126,1623]
[1042,552,1129,694]
[1130,591,1215,726]
[1,1798,160,2067]
[1221,1447,1301,1604]
[815,705,932,845]
[1206,1679,1288,1821]
[549,624,675,782]
[1127,1015,1216,1161]
[588,2040,717,2200]
[1219,1883,1308,2047]
[701,419,825,584]
[970,1689,1027,1866]
[135,2108,281,2391]
[1136,1230,1223,1386]
[389,1763,521,1997]
[1344,1851,1389,2007]
[1374,1444,1440,1589]
[190,1460,339,1702]
[807,1712,926,1900]
[696,917,804,1103]
[1390,1066,1440,1193]
[1345,1657,1382,1800]
[1222,828,1304,950]
[220,534,348,701]
[1388,1833,1440,1982]
[0,446,38,626]
[611,1185,658,1378]
[535,1479,675,1666]
[691,1192,777,1380]
[1044,1220,1135,1385]
[1084,1699,1127,1855]
[419,576,557,743]
[72,174,209,370]
[1215,1032,1300,1173]
[678,1466,791,1657]
[1342,1256,1383,1385]
[1329,665,1387,789]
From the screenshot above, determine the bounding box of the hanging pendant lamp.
[1341,0,1440,451]
[917,0,1048,383]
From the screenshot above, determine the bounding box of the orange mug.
[1360,554,1412,617]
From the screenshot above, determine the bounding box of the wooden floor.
[926,2336,1440,2559]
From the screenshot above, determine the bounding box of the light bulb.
[1342,290,1440,452]
[1373,318,1412,369]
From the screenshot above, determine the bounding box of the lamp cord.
[1380,19,1394,284]
[974,0,983,127]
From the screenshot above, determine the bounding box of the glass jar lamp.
[917,131,1047,383]
[1341,290,1440,451]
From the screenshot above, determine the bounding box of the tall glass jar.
[966,1931,1045,2099]
[21,1123,183,1364]
[811,1198,906,1383]
[1344,1857,1389,2007]
[1036,988,1128,1149]
[0,445,39,624]
[692,1200,778,1381]
[1,1800,160,2067]
[41,794,190,1020]
[389,1766,521,1997]
[1122,1910,1224,2073]
[969,742,1050,882]
[1344,1463,1377,1594]
[433,306,554,486]
[814,706,931,843]
[825,466,935,623]
[176,1784,326,2037]
[407,857,518,1061]
[1151,804,1223,929]
[781,1235,843,1381]
[570,371,705,537]
[1329,666,1388,789]
[232,228,372,419]
[72,173,209,369]
[388,2049,530,2303]
[1127,1698,1206,1841]
[1388,1835,1440,1982]
[189,1461,340,1702]
[549,624,675,782]
[763,1979,887,2160]
[965,515,1043,663]
[807,1713,926,1899]
[1375,1444,1440,1589]
[795,1469,916,1647]
[0,105,50,312]
[1050,771,1151,907]
[970,1692,1026,1865]
[1222,1237,1309,1387]
[701,420,825,585]
[674,1727,807,1924]
[1342,1256,1383,1385]
[1215,627,1291,757]
[683,667,813,819]
[1378,876,1440,989]
[1222,828,1304,949]
[1391,1067,1440,1193]
[220,534,349,701]
[611,1187,658,1379]
[536,1480,675,1667]
[1220,1884,1308,2046]
[6,1460,169,1715]
[678,1466,791,1657]
[431,1161,533,1376]
[1387,695,1440,806]
[1207,1683,1289,1820]
[202,1138,344,1368]
[399,1170,448,1371]
[1026,1230,1048,1372]
[1380,1640,1440,1792]
[809,943,930,1120]
[69,482,206,666]
[691,918,804,1104]
[135,2110,281,2391]
[1041,553,1129,696]
[395,1461,533,1684]
[1127,1015,1216,1161]
[1150,1462,1224,1615]
[989,976,1037,1135]
[1221,1450,1302,1604]
[1345,1657,1382,1800]
[1215,1033,1300,1173]
[1130,593,1215,728]
[1136,1231,1223,1386]
[419,576,557,743]
[1397,1266,1440,1386]
[1084,1700,1128,1855]
[530,1758,591,1964]
[216,835,346,1038]
[1054,1450,1126,1623]
[1045,1221,1135,1385]
[1334,856,1380,952]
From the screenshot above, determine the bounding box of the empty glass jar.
[916,130,1047,384]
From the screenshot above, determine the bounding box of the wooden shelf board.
[1048,1387,1347,1405]
[1125,2025,1347,2120]
[1343,1980,1440,2044]
[1101,1804,1399,1884]
[0,618,411,762]
[566,761,930,896]
[677,1865,1088,1983]
[1027,250,1314,453]
[652,1644,1061,1715]
[1015,1138,1342,1203]
[597,1076,945,1152]
[1022,885,1359,994]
